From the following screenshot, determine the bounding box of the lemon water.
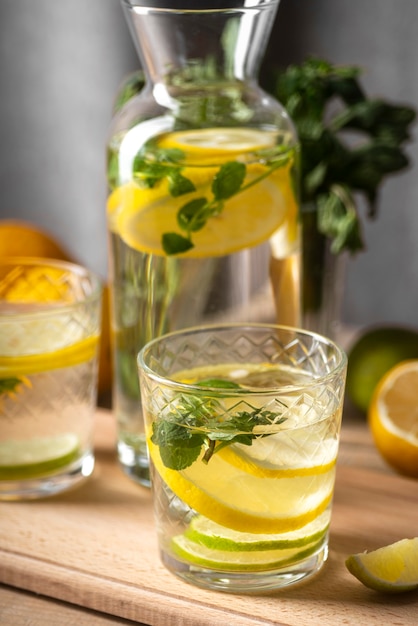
[144,361,341,591]
[0,324,99,496]
[107,127,300,485]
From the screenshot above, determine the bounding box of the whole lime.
[346,326,418,413]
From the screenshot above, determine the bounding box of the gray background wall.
[1,0,417,329]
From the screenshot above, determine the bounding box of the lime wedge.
[186,512,329,552]
[171,533,323,572]
[0,433,80,479]
[345,538,418,593]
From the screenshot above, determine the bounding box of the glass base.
[117,439,150,488]
[161,543,328,593]
[0,451,95,501]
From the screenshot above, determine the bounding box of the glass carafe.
[107,0,300,486]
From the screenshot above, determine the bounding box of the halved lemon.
[148,438,334,534]
[346,538,418,593]
[0,433,80,480]
[108,128,298,258]
[368,360,418,478]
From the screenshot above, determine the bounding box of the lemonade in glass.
[138,324,347,592]
[0,259,102,499]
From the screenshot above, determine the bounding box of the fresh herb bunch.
[274,57,416,254]
[150,378,286,471]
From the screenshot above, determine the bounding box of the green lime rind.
[346,326,418,413]
[0,434,80,480]
[171,533,324,572]
[185,512,329,552]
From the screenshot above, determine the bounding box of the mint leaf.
[195,379,241,389]
[150,379,286,470]
[162,232,194,255]
[177,198,208,232]
[0,377,24,396]
[212,161,246,200]
[151,420,203,470]
[168,171,196,197]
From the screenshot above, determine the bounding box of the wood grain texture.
[0,409,417,626]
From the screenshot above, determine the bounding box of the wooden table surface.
[1,407,417,626]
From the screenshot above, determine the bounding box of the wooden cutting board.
[0,409,417,626]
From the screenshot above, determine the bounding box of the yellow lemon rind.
[149,440,333,534]
[218,445,337,479]
[0,335,99,377]
[368,360,418,479]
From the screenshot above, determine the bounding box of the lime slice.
[185,512,329,552]
[346,538,418,593]
[0,433,80,479]
[171,533,323,572]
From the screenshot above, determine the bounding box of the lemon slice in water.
[108,128,297,257]
[148,438,333,534]
[0,433,80,480]
[0,335,99,377]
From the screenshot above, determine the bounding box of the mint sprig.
[131,141,291,256]
[150,378,286,470]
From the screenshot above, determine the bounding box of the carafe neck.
[121,0,280,88]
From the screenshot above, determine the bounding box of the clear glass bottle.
[107,0,300,486]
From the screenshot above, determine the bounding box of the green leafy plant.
[274,57,416,254]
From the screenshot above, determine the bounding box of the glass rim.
[137,322,347,396]
[0,256,103,319]
[122,0,279,11]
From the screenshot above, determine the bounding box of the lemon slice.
[158,128,277,160]
[108,128,297,258]
[0,265,74,303]
[345,538,418,593]
[171,533,322,572]
[185,511,329,552]
[218,434,338,478]
[0,335,99,377]
[368,360,418,478]
[148,439,334,534]
[0,433,80,480]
